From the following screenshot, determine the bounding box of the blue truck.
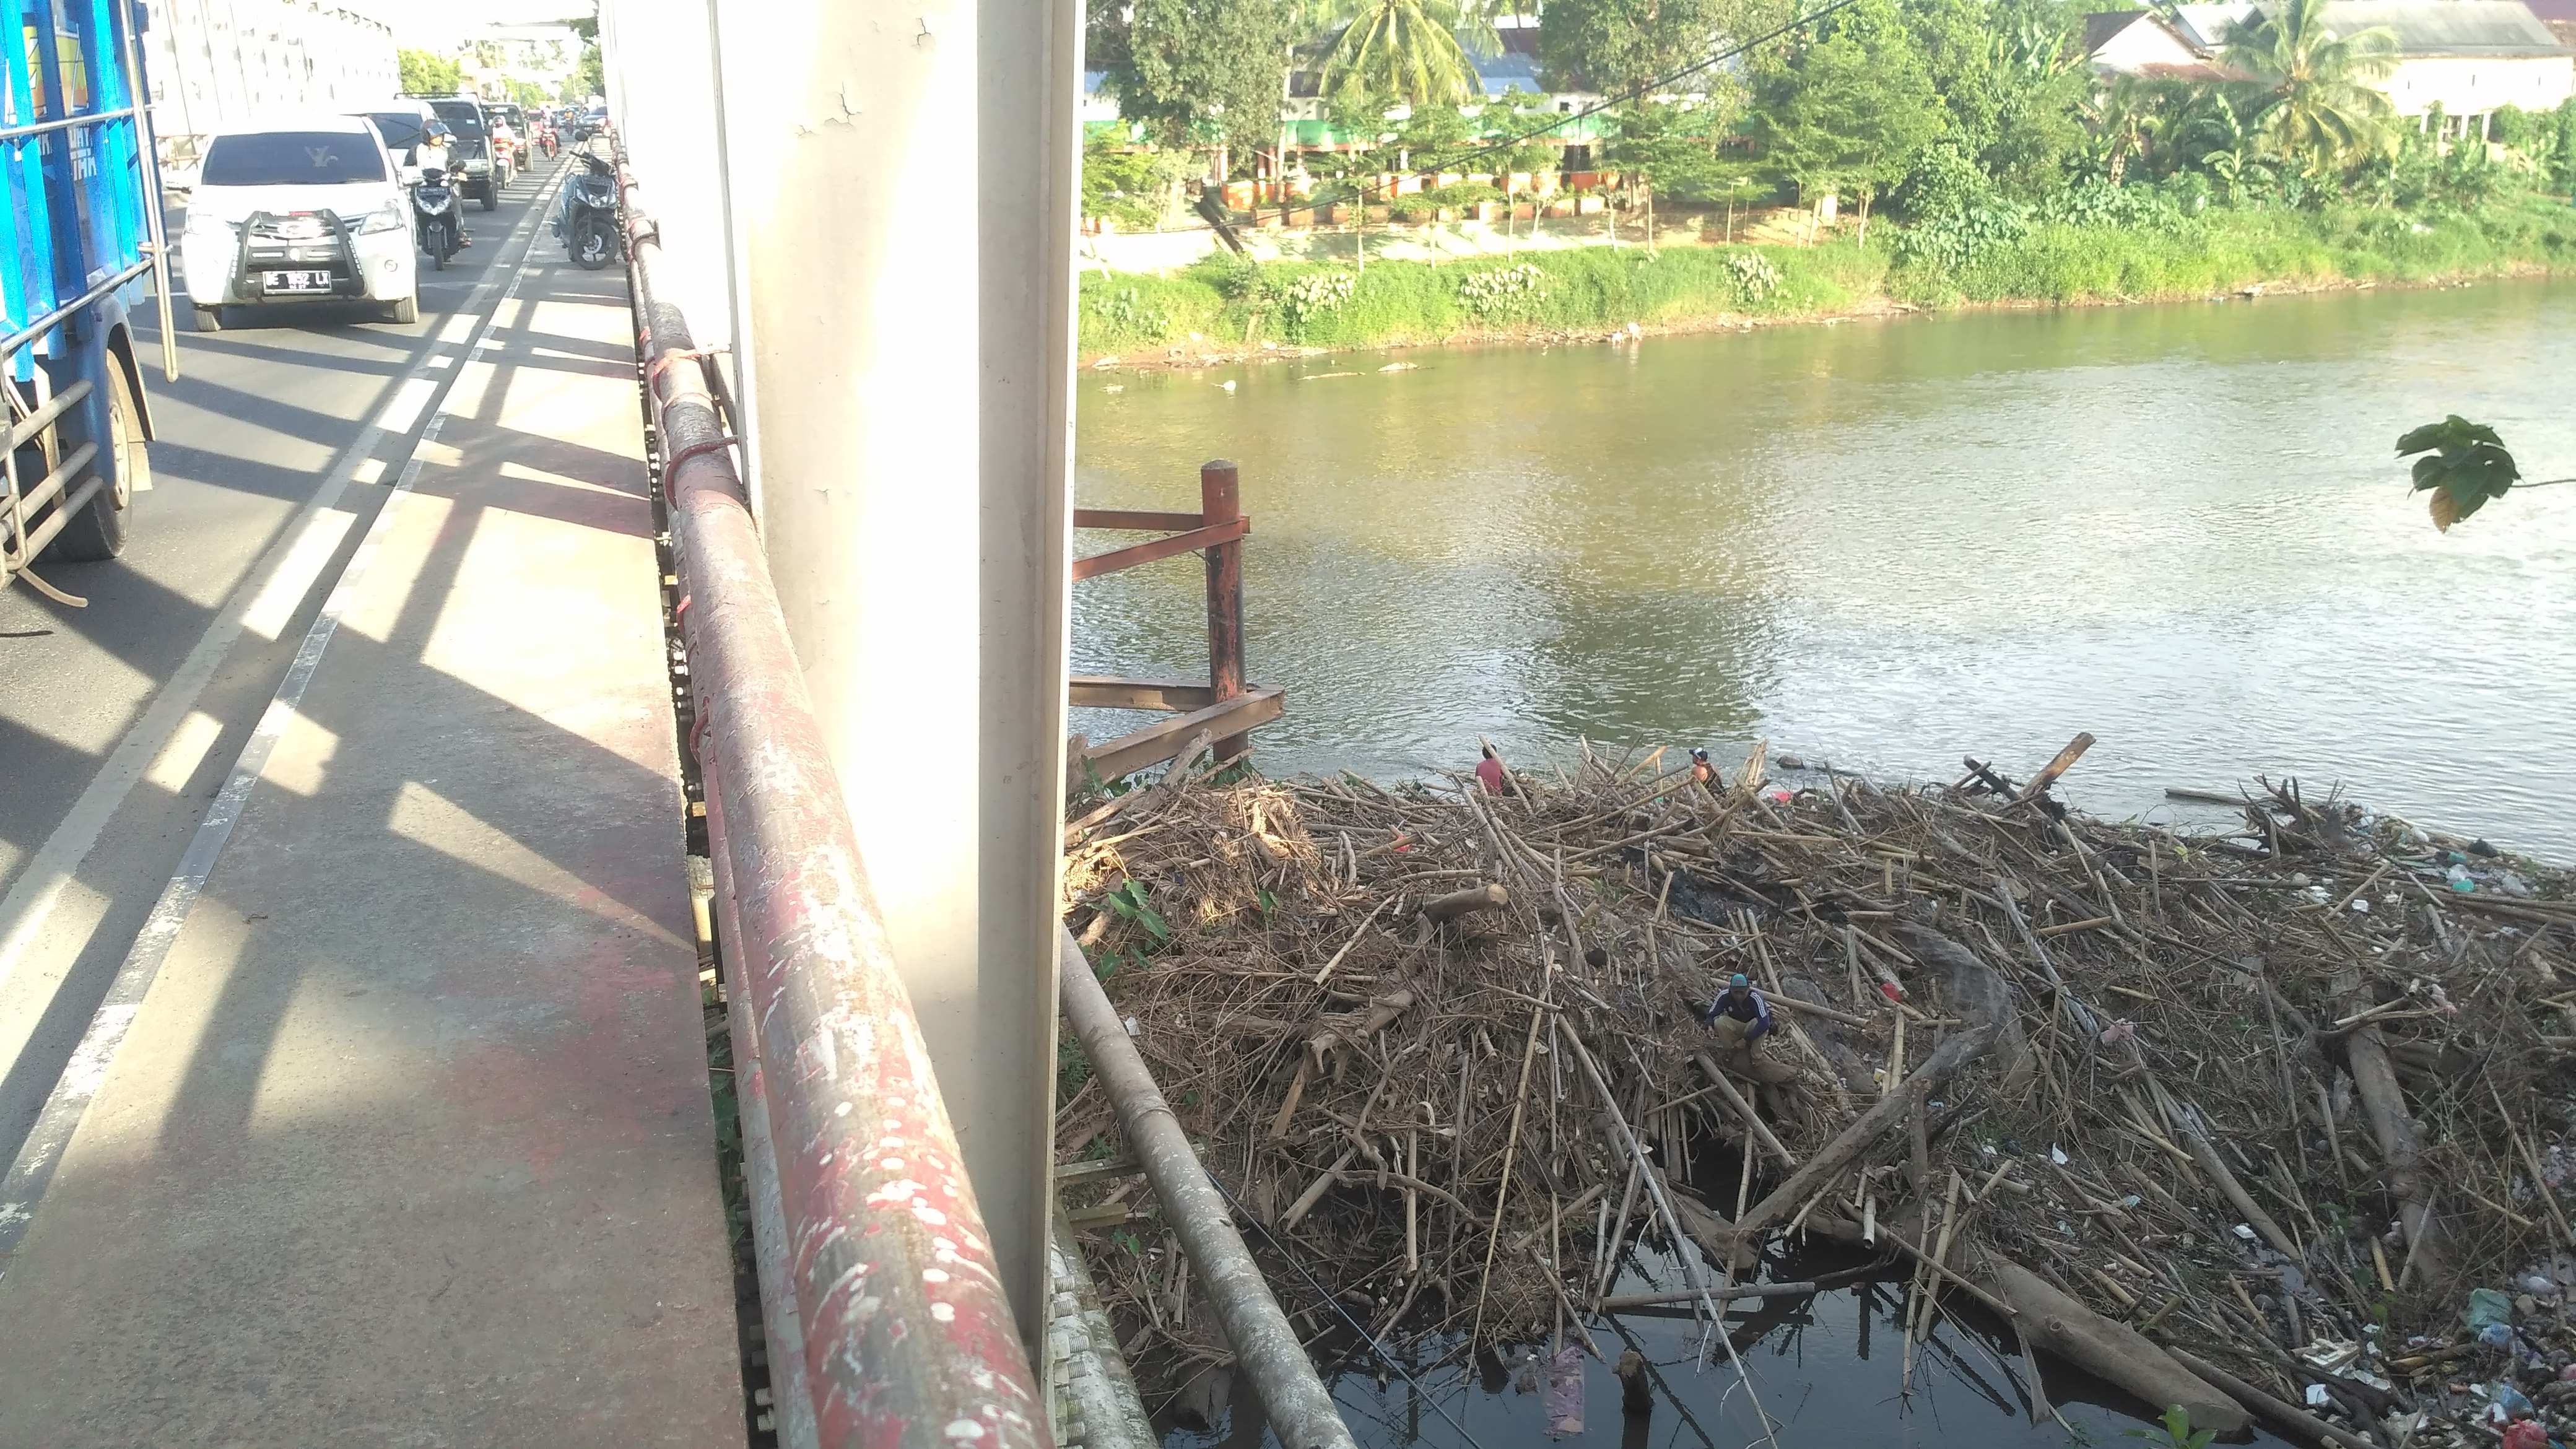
[0,0,170,602]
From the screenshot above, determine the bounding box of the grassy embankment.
[1077,194,2576,357]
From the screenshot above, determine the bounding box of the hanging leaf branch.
[2393,417,2576,531]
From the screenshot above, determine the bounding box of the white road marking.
[370,375,438,435]
[139,711,222,795]
[0,167,574,1108]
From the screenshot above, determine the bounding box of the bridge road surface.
[0,156,743,1443]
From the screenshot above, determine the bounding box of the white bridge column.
[705,0,1081,1354]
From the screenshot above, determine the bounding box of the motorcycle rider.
[414,120,451,180]
[411,122,467,254]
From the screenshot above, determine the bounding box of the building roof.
[1476,50,1546,96]
[2083,8,2152,51]
[2167,1,2571,56]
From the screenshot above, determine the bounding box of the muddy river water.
[1074,278,2576,1447]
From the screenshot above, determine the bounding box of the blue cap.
[1730,973,1749,990]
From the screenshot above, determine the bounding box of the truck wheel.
[477,185,497,212]
[193,304,223,333]
[386,294,419,324]
[45,361,144,563]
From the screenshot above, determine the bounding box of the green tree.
[398,48,462,95]
[1750,0,1942,235]
[1103,0,1300,156]
[1536,0,1734,93]
[562,41,603,104]
[2219,0,2399,178]
[1608,98,1731,244]
[1316,0,1497,107]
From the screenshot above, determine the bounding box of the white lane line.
[370,375,438,435]
[0,176,572,1259]
[0,188,563,999]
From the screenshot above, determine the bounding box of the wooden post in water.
[1202,459,1248,762]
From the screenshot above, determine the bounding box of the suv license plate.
[264,271,331,294]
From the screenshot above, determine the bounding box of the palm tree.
[2220,0,2400,175]
[1315,0,1500,108]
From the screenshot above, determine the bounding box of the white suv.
[179,115,420,331]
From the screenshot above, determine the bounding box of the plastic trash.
[2469,1287,2515,1329]
[2479,1322,2515,1349]
[2500,872,2534,899]
[2351,899,2372,914]
[2233,1224,2258,1240]
[2502,1422,2548,1449]
[2299,1340,2362,1373]
[2487,1382,2532,1422]
[1544,1344,1584,1437]
[2304,1383,2332,1408]
[2050,1146,2069,1166]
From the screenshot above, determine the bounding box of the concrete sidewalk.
[0,246,740,1443]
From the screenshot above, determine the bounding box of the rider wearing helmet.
[415,120,453,177]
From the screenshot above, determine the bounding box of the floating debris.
[1058,738,2576,1445]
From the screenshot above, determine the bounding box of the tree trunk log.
[2331,967,2449,1293]
[1975,1255,2250,1433]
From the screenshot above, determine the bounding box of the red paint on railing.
[620,167,1048,1449]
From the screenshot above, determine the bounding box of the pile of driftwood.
[1056,736,2576,1446]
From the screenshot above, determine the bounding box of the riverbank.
[1078,195,2576,368]
[1057,743,2576,1447]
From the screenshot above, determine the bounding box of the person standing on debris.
[1689,747,1715,788]
[1700,973,1779,1074]
[1476,744,1507,796]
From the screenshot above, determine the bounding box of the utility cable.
[1206,1173,1497,1449]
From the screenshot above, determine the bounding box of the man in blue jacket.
[1701,973,1790,1082]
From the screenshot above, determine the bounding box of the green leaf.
[2396,416,2520,531]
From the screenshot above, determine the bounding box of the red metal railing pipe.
[619,170,1047,1449]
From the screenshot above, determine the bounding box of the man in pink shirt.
[1475,744,1506,796]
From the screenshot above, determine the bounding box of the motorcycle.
[537,124,559,160]
[562,153,621,270]
[414,167,463,271]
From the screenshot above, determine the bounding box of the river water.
[1077,280,2574,1448]
[1075,277,2576,861]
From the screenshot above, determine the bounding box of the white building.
[143,0,399,164]
[2086,1,2575,137]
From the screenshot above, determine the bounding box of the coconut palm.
[2219,0,2400,175]
[1315,0,1500,108]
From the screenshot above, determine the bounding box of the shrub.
[1455,263,1549,319]
[1725,251,1783,302]
[1274,269,1357,338]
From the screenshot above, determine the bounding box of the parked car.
[178,116,420,331]
[572,106,609,141]
[352,98,438,170]
[406,94,502,208]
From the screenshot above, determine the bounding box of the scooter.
[562,152,621,270]
[414,167,463,271]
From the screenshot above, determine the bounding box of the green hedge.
[1905,197,2576,306]
[1079,240,1885,354]
[1077,198,2574,357]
